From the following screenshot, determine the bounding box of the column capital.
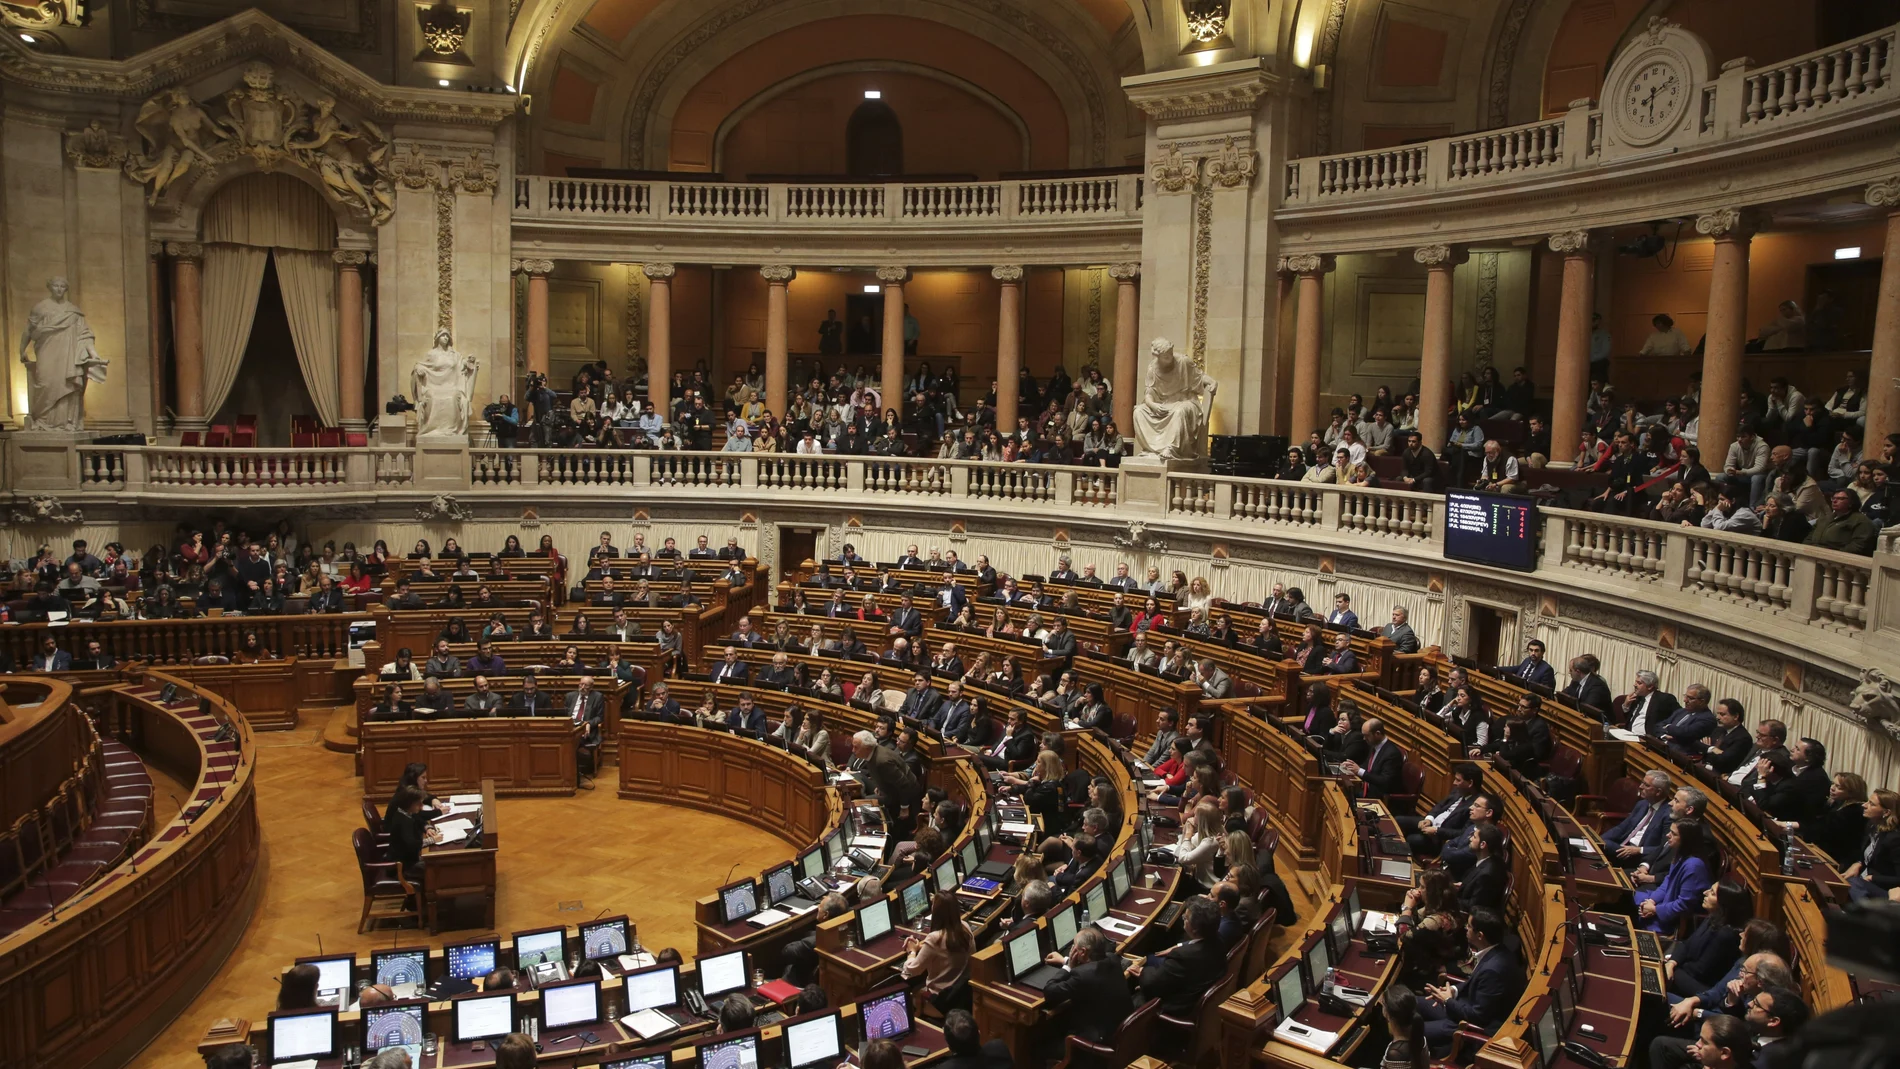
[1284,253,1335,276]
[1546,230,1597,255]
[641,262,676,281]
[148,240,165,259]
[875,265,909,284]
[1107,262,1140,281]
[760,265,796,284]
[1412,244,1468,268]
[515,258,554,275]
[1866,177,1900,210]
[991,265,1025,283]
[1694,207,1760,240]
[333,249,368,267]
[165,241,204,262]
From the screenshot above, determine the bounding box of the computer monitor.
[1327,906,1353,960]
[514,926,567,969]
[897,879,931,925]
[1083,879,1109,921]
[362,1000,426,1052]
[764,864,798,905]
[719,878,760,923]
[958,837,980,873]
[454,991,517,1043]
[295,954,355,995]
[1106,854,1130,901]
[1121,849,1141,889]
[372,946,430,988]
[1552,964,1577,1030]
[1004,925,1043,982]
[269,1009,337,1062]
[579,916,631,960]
[824,829,846,865]
[1346,884,1363,931]
[933,856,960,894]
[798,848,825,881]
[696,1031,759,1069]
[698,949,749,999]
[1274,967,1306,1017]
[605,1056,671,1069]
[1139,816,1155,852]
[856,897,894,945]
[975,819,992,855]
[858,986,914,1041]
[540,978,604,1030]
[1048,902,1079,953]
[1534,1000,1561,1066]
[622,963,680,1013]
[785,1011,844,1069]
[444,938,501,980]
[1304,936,1332,987]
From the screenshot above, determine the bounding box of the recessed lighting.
[863,284,880,293]
[438,79,451,87]
[505,85,516,93]
[1836,247,1862,260]
[19,33,36,43]
[863,90,881,99]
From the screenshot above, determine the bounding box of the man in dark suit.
[710,646,751,684]
[508,674,551,716]
[937,1010,1014,1069]
[1700,700,1755,777]
[934,680,973,740]
[979,709,1037,771]
[563,673,605,727]
[930,643,966,681]
[1605,770,1675,870]
[1042,616,1078,660]
[895,544,925,570]
[1042,929,1133,1048]
[29,636,73,671]
[1105,563,1139,591]
[933,576,968,616]
[688,535,717,559]
[725,692,768,735]
[1419,909,1523,1052]
[1563,654,1614,719]
[897,671,943,724]
[1786,738,1832,822]
[1496,638,1557,689]
[1655,684,1719,755]
[1344,718,1405,799]
[1326,593,1359,631]
[716,537,746,561]
[853,730,922,838]
[1401,762,1481,855]
[1457,825,1508,912]
[1617,670,1680,735]
[642,682,684,722]
[1438,793,1496,879]
[1131,896,1224,1016]
[757,652,797,688]
[887,594,923,640]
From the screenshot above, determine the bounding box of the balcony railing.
[1282,23,1898,207]
[512,174,1143,229]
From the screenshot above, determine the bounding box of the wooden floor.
[135,717,787,1069]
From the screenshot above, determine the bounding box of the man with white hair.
[1380,606,1421,653]
[365,1049,413,1069]
[1618,670,1680,736]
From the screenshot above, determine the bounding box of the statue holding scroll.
[1132,338,1216,460]
[18,277,108,431]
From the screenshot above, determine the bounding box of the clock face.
[1625,60,1685,129]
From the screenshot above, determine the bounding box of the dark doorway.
[845,294,884,354]
[778,528,819,586]
[1468,604,1507,666]
[210,256,318,446]
[1805,259,1882,351]
[846,100,904,177]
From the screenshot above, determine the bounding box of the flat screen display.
[720,879,759,923]
[698,950,748,998]
[1305,936,1332,986]
[765,865,798,904]
[1328,908,1353,959]
[1048,903,1079,952]
[785,1012,843,1069]
[1275,968,1305,1017]
[579,917,630,960]
[1004,927,1041,981]
[541,979,602,1029]
[297,955,354,993]
[270,1010,337,1061]
[453,992,515,1042]
[698,1034,759,1069]
[1535,1002,1561,1065]
[445,939,500,980]
[856,898,894,945]
[605,1057,670,1069]
[362,1002,425,1052]
[514,927,566,968]
[1084,880,1108,921]
[824,829,846,865]
[859,988,913,1041]
[1444,490,1539,572]
[1106,855,1130,901]
[1346,885,1363,931]
[958,838,980,873]
[372,947,429,988]
[933,857,960,894]
[799,849,824,881]
[623,965,679,1013]
[898,879,930,924]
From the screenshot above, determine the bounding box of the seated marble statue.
[411,329,478,437]
[1132,338,1216,460]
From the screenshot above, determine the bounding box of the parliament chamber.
[5,1,1900,1068]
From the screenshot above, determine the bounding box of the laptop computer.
[1004,926,1063,991]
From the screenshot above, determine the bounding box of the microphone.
[721,860,741,887]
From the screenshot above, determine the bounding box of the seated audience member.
[901,892,975,1008]
[1666,881,1753,997]
[1457,824,1508,912]
[1606,771,1676,871]
[1634,819,1717,932]
[715,994,755,1035]
[1400,762,1481,856]
[1417,908,1523,1053]
[1041,928,1133,1050]
[1340,718,1403,799]
[1799,771,1869,867]
[1438,793,1497,879]
[1131,896,1224,1016]
[1842,788,1900,902]
[278,963,321,1010]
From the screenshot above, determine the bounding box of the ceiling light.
[863,284,880,293]
[438,79,451,87]
[20,33,36,43]
[863,90,881,99]
[1836,247,1862,260]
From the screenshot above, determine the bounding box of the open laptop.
[1003,925,1063,990]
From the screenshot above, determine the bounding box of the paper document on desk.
[747,908,794,927]
[852,835,888,854]
[1141,778,1165,789]
[1360,909,1398,935]
[618,952,657,972]
[448,793,483,805]
[999,821,1037,839]
[621,1008,681,1040]
[433,818,474,841]
[1095,916,1141,938]
[1274,1018,1339,1053]
[1606,728,1642,742]
[1568,837,1598,855]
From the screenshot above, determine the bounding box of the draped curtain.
[200,173,340,423]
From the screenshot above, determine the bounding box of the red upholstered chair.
[180,430,204,447]
[1154,931,1248,1062]
[206,425,231,448]
[1385,759,1426,815]
[1577,775,1641,831]
[1054,997,1160,1069]
[344,431,369,446]
[318,429,343,447]
[232,414,258,447]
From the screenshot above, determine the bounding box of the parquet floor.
[134,718,785,1069]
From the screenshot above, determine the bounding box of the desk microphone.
[721,860,741,887]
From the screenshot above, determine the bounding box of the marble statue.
[17,277,108,432]
[410,329,478,437]
[1132,338,1216,460]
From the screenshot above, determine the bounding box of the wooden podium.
[422,779,498,933]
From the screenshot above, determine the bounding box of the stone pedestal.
[1119,454,1206,514]
[414,433,468,490]
[4,430,90,492]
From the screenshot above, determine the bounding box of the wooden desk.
[618,721,830,845]
[360,716,581,795]
[423,779,499,933]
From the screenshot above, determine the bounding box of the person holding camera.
[484,393,519,448]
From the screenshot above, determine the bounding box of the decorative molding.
[1547,229,1595,254]
[1411,244,1466,267]
[516,258,554,274]
[2,0,75,30]
[641,262,676,281]
[1107,262,1140,281]
[624,263,643,373]
[64,121,128,169]
[414,494,473,522]
[1284,253,1335,275]
[132,0,380,53]
[760,264,796,284]
[332,249,368,267]
[1148,143,1199,195]
[875,265,909,284]
[1633,15,1680,49]
[990,265,1024,283]
[1124,62,1276,123]
[1474,252,1499,368]
[415,0,473,64]
[1190,187,1212,369]
[148,240,165,258]
[1866,177,1900,210]
[1202,136,1259,189]
[1693,207,1758,240]
[1484,0,1536,127]
[1111,520,1168,555]
[1086,268,1101,367]
[163,241,204,261]
[6,495,83,525]
[447,149,499,195]
[434,181,454,332]
[1312,0,1349,153]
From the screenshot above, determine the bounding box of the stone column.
[1414,244,1467,450]
[762,265,795,416]
[521,259,553,380]
[1548,230,1597,466]
[643,263,676,413]
[335,250,368,429]
[878,266,908,416]
[148,241,166,430]
[166,242,206,426]
[1108,263,1140,433]
[1287,254,1334,440]
[991,265,1025,432]
[1696,208,1759,462]
[1864,179,1900,448]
